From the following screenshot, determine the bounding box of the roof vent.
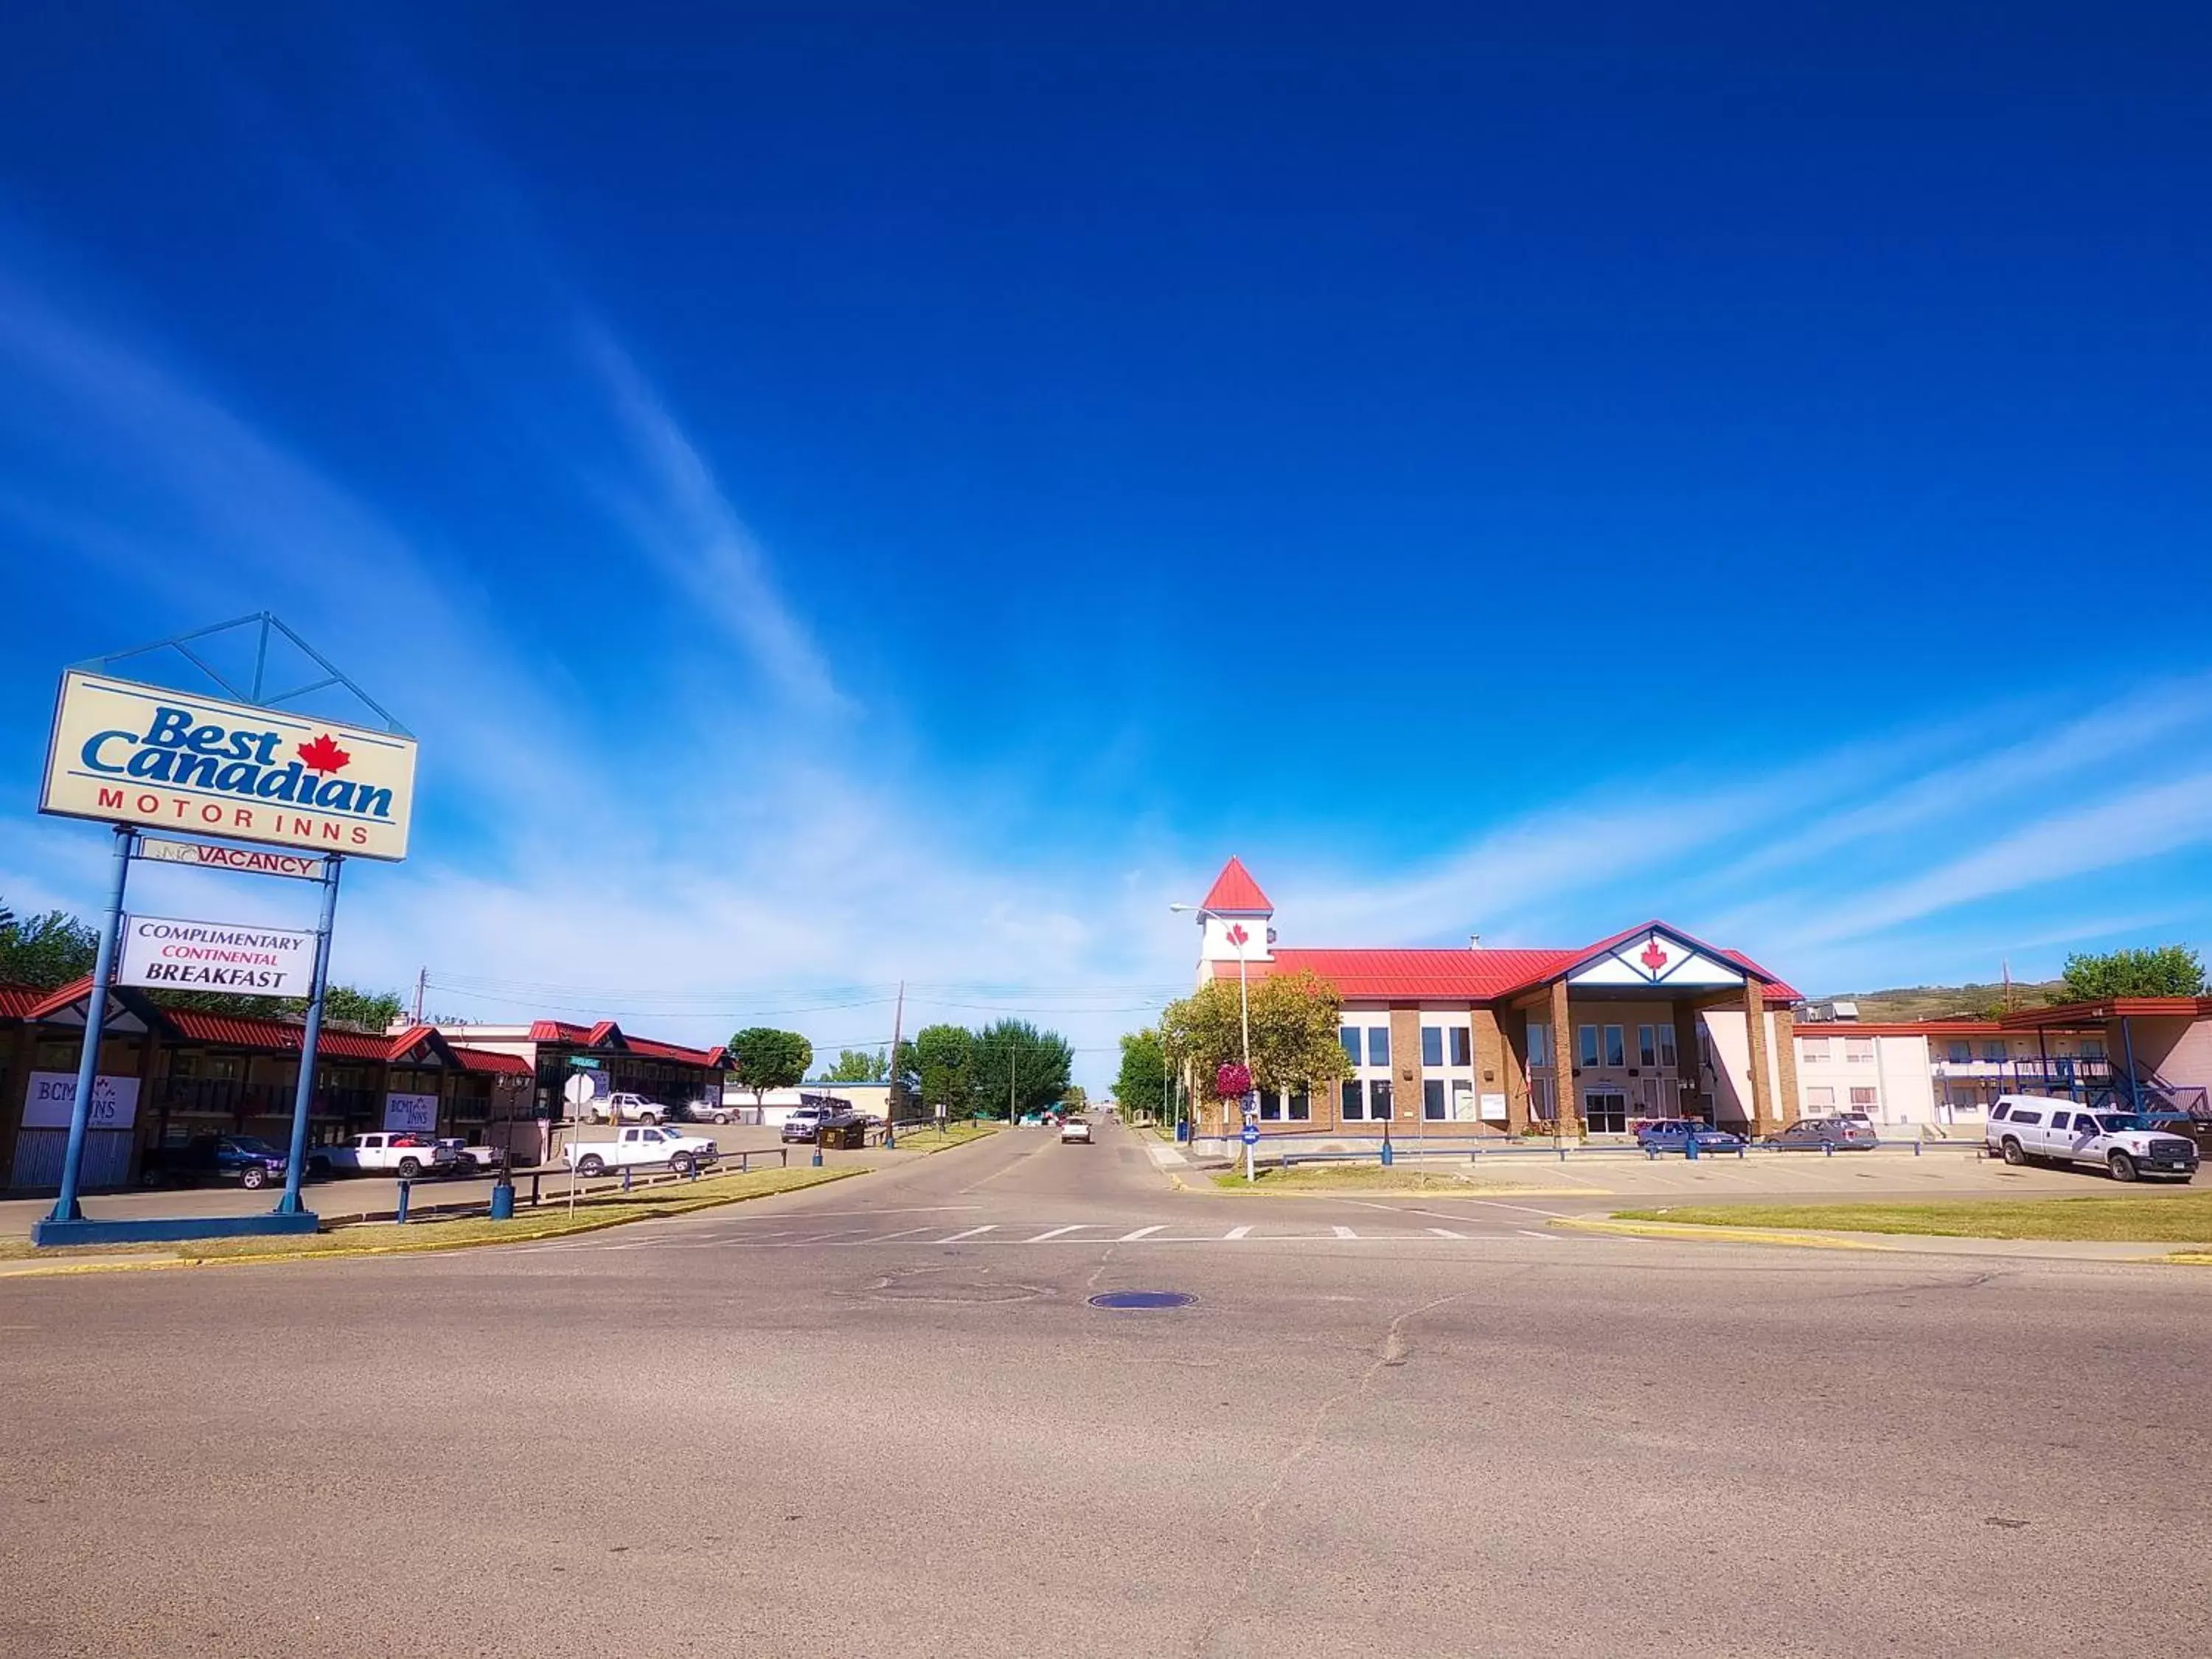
[1469,933,1482,950]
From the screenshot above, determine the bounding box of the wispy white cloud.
[576,324,849,715]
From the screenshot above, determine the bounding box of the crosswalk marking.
[1427,1226,1467,1239]
[941,1225,997,1241]
[1224,1225,1252,1240]
[1117,1225,1166,1242]
[1332,1225,1358,1239]
[1027,1225,1087,1242]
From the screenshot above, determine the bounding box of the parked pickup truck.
[140,1134,293,1191]
[586,1091,672,1125]
[563,1125,721,1178]
[308,1132,459,1180]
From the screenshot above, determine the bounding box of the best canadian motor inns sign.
[39,670,418,860]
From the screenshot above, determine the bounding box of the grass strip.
[1613,1192,2212,1245]
[2,1165,863,1267]
[883,1123,1001,1153]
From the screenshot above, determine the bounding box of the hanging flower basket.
[1214,1062,1252,1100]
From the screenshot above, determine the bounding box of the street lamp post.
[1169,901,1253,1159]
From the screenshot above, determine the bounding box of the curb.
[0,1167,866,1279]
[1549,1217,1896,1252]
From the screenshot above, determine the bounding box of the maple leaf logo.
[1225,923,1251,947]
[1640,937,1670,974]
[297,733,352,774]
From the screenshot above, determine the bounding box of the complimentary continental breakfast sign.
[117,913,319,995]
[40,670,417,860]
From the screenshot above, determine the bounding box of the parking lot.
[0,1121,841,1234]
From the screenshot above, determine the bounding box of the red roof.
[622,1034,728,1068]
[1206,924,1798,1005]
[452,1046,533,1077]
[1226,947,1578,1000]
[157,1007,399,1060]
[1200,856,1273,914]
[0,984,46,1020]
[2000,997,2212,1029]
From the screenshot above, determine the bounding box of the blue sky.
[3,3,2209,1081]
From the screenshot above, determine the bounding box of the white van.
[1985,1095,2199,1183]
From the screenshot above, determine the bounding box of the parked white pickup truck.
[308,1132,459,1180]
[587,1091,669,1125]
[563,1126,720,1178]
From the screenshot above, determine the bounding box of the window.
[1658,1025,1678,1068]
[1368,1079,1394,1120]
[1990,1103,2010,1121]
[1604,1026,1625,1068]
[1980,1043,2006,1063]
[1453,1080,1476,1121]
[1639,1078,1660,1110]
[1801,1037,1830,1062]
[1577,1026,1599,1067]
[1288,1089,1310,1121]
[1947,1041,1971,1064]
[1846,1038,1874,1063]
[1530,1076,1557,1120]
[1807,1085,1836,1107]
[1259,1092,1281,1121]
[1421,1026,1444,1068]
[2082,1038,2106,1060]
[1450,1027,1472,1067]
[1341,1080,1364,1121]
[1367,1027,1390,1067]
[1423,1079,1447,1119]
[2010,1110,2042,1127]
[1528,1023,1552,1068]
[2048,1110,2070,1130]
[1340,1028,1360,1064]
[1638,1026,1658,1067]
[1849,1088,1876,1107]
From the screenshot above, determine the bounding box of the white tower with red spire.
[1192,856,1275,973]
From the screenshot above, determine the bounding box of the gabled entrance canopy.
[1562,923,1753,996]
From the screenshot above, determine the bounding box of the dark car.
[1633,1119,1746,1155]
[141,1134,291,1190]
[1769,1117,1881,1152]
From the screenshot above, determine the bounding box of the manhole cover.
[1088,1290,1195,1310]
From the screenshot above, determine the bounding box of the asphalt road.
[5,1119,2209,1658]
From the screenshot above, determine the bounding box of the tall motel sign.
[29,614,417,1248]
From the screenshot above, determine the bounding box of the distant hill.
[1813,981,2068,1022]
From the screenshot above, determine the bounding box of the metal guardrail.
[1262,1135,1966,1169]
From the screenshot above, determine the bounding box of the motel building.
[0,975,532,1193]
[1183,858,1803,1147]
[1792,999,2212,1130]
[0,981,728,1194]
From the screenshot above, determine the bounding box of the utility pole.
[412,966,427,1025]
[883,981,905,1148]
[1009,1046,1017,1124]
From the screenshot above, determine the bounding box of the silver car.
[1769,1117,1880,1151]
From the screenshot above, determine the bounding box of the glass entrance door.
[1583,1090,1628,1134]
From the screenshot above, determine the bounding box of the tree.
[1061,1083,1088,1110]
[818,1047,889,1083]
[726,1027,815,1106]
[1114,1028,1169,1124]
[969,1018,1074,1120]
[910,1024,975,1118]
[2059,946,2208,1001]
[0,905,99,990]
[147,983,407,1029]
[1161,969,1352,1131]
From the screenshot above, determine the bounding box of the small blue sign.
[1240,1124,1259,1146]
